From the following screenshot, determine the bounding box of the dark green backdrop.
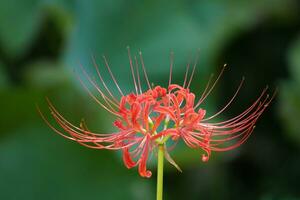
[0,0,300,199]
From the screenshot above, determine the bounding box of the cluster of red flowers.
[39,49,275,178]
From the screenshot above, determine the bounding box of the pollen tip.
[202,154,209,162]
[223,63,228,68]
[272,88,279,97]
[145,171,152,178]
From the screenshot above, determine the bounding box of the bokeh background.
[1,0,300,199]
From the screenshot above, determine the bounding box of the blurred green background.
[1,0,300,199]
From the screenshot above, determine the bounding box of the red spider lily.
[38,48,276,178]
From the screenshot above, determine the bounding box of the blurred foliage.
[279,36,300,146]
[0,0,300,199]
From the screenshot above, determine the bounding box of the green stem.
[156,144,164,200]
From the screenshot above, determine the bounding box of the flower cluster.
[39,49,275,178]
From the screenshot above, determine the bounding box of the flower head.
[39,48,275,178]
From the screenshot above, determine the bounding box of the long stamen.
[127,46,139,94]
[76,72,121,116]
[49,109,137,150]
[182,58,191,88]
[186,50,200,89]
[195,64,227,107]
[46,98,119,137]
[168,51,174,86]
[102,55,124,96]
[134,55,143,94]
[194,74,214,110]
[205,86,268,126]
[205,94,270,132]
[79,63,119,109]
[37,105,78,141]
[40,103,129,150]
[202,77,245,121]
[92,55,119,103]
[139,50,152,90]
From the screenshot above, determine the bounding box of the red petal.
[122,147,137,169]
[138,138,152,178]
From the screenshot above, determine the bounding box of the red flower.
[39,48,275,178]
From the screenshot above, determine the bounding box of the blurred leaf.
[0,0,42,57]
[0,88,42,134]
[288,35,300,83]
[0,0,74,58]
[0,124,154,200]
[0,61,8,87]
[62,0,295,96]
[24,60,71,88]
[63,1,215,94]
[279,35,300,146]
[279,83,300,146]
